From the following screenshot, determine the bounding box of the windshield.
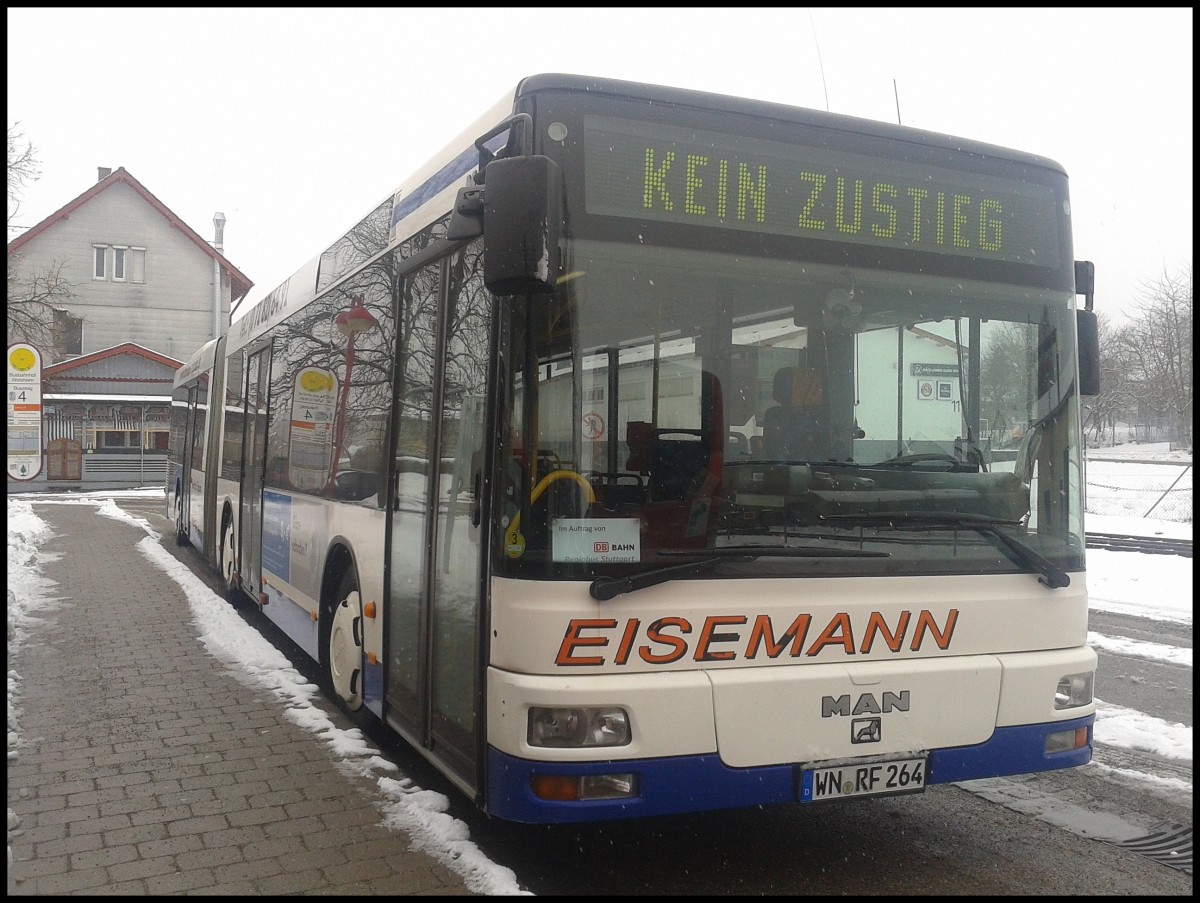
[494,240,1084,583]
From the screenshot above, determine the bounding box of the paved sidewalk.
[7,501,473,895]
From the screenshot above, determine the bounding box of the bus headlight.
[528,706,631,747]
[1054,671,1094,709]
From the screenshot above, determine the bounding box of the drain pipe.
[213,212,226,338]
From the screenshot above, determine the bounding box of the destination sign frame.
[583,114,1062,269]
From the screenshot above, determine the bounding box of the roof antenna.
[809,11,830,112]
[893,79,903,125]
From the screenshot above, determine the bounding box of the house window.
[96,430,142,449]
[92,244,146,282]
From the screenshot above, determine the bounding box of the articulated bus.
[167,74,1102,824]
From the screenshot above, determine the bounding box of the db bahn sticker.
[552,518,640,562]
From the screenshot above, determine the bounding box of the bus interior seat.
[589,471,646,511]
[762,365,825,460]
[625,420,654,474]
[647,371,726,502]
[648,431,709,500]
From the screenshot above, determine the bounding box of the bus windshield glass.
[496,95,1084,583]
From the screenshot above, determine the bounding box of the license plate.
[800,756,927,802]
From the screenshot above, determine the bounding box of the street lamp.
[327,295,378,493]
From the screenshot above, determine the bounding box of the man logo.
[821,691,910,718]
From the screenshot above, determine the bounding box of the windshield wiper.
[818,511,1070,589]
[663,546,890,558]
[589,556,730,601]
[588,547,889,601]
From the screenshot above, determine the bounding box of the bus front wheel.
[219,515,240,606]
[322,567,371,727]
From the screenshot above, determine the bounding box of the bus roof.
[173,335,221,390]
[512,73,1064,173]
[218,73,1067,367]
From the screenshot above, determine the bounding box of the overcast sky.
[7,7,1193,322]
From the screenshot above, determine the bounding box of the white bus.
[167,74,1101,824]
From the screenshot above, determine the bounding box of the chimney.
[97,167,112,181]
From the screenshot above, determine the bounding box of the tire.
[322,567,371,727]
[219,516,241,606]
[173,477,187,545]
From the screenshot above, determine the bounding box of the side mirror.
[483,155,562,295]
[1074,261,1099,396]
[446,155,562,295]
[1076,309,1099,396]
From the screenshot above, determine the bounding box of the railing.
[79,451,169,486]
[1085,454,1193,522]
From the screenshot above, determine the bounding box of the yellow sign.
[9,346,36,371]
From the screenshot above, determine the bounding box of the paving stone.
[7,502,475,896]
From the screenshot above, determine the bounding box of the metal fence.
[1085,454,1193,523]
[6,451,169,495]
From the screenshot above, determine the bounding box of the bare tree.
[7,263,76,353]
[979,321,1035,443]
[1117,265,1193,447]
[1081,312,1136,446]
[7,123,76,359]
[7,123,40,221]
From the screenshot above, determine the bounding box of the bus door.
[238,343,272,603]
[385,252,492,792]
[180,383,204,541]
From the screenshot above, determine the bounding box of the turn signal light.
[1045,726,1089,754]
[530,772,638,802]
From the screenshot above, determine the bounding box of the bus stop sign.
[8,342,43,481]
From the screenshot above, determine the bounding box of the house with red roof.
[7,167,253,491]
[8,166,252,363]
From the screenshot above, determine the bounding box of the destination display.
[583,115,1061,267]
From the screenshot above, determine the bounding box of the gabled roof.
[7,166,253,303]
[43,342,183,377]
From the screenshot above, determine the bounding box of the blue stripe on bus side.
[389,134,510,229]
[925,714,1094,784]
[484,714,1094,824]
[260,581,384,717]
[486,748,794,824]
